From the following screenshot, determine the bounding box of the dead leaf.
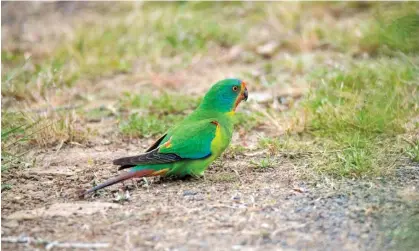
[292,187,306,193]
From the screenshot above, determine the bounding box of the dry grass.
[1,110,90,172]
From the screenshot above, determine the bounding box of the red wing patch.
[163,137,173,148]
[211,120,219,126]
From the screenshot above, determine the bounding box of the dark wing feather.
[145,133,167,152]
[115,147,182,170]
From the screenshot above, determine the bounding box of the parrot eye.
[232,86,239,92]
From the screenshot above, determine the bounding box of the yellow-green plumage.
[83,78,248,195]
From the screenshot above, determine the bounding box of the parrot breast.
[210,121,232,158]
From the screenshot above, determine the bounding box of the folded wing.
[114,119,217,169]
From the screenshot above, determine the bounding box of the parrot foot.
[190,173,206,181]
[132,179,139,190]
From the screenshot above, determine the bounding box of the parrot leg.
[131,179,139,190]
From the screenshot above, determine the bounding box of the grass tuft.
[360,4,419,54]
[404,138,419,163]
[251,157,275,169]
[1,111,89,172]
[1,184,12,192]
[303,58,418,176]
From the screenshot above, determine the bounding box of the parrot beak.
[241,81,248,102]
[233,81,248,111]
[243,87,248,101]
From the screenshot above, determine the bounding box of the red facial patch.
[233,81,247,111]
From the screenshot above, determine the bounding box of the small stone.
[223,45,243,62]
[232,195,240,201]
[185,194,204,201]
[292,187,306,193]
[232,245,242,250]
[257,41,279,57]
[183,190,198,196]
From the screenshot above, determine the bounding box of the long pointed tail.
[80,169,154,196]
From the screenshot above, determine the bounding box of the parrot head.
[200,78,248,113]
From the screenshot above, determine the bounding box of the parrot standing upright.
[82,78,248,195]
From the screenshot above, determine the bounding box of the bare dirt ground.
[2,143,418,250]
[2,2,419,251]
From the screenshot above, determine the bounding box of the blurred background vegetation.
[1,1,418,176]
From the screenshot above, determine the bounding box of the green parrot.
[82,78,248,195]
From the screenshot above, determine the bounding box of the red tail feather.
[80,170,154,196]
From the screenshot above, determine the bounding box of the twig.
[402,137,418,146]
[45,242,109,250]
[1,236,109,249]
[231,168,243,184]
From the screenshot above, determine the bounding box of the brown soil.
[2,142,418,250]
[2,112,418,251]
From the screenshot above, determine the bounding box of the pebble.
[183,190,198,196]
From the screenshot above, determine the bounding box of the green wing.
[114,119,217,169]
[158,119,217,159]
